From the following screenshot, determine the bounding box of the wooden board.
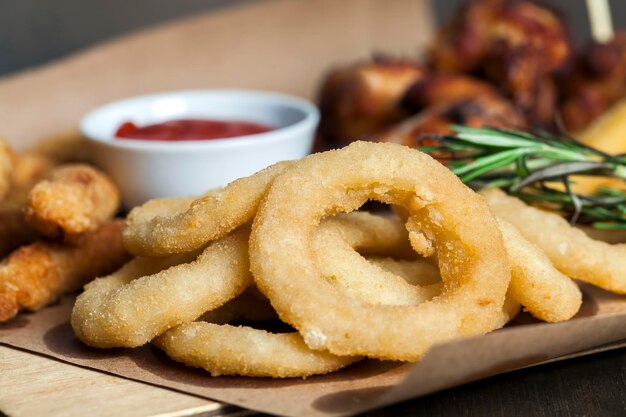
[0,345,229,417]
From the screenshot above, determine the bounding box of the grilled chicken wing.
[317,56,426,147]
[430,0,571,128]
[380,79,526,147]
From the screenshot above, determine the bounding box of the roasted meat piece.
[319,68,525,149]
[317,56,426,147]
[430,0,572,128]
[378,74,526,151]
[402,73,504,112]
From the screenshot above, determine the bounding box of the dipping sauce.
[115,119,273,141]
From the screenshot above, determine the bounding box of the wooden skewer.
[586,0,614,43]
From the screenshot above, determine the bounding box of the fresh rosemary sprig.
[418,126,626,229]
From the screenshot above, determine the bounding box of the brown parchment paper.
[1,284,625,417]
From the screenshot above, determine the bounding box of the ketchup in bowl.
[115,119,273,141]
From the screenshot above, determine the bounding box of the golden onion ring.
[123,161,293,256]
[250,141,511,361]
[314,212,440,306]
[483,188,626,295]
[154,321,361,378]
[71,227,253,348]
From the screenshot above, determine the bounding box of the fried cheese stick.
[0,220,130,322]
[23,164,120,239]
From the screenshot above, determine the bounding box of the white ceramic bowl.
[81,90,319,208]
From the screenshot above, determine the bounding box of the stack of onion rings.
[72,140,609,378]
[250,141,511,361]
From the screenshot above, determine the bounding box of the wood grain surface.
[0,345,224,417]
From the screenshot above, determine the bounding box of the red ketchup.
[115,119,273,141]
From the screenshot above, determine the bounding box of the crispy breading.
[483,188,626,294]
[23,164,120,239]
[0,220,130,322]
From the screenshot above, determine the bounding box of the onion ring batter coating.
[367,255,521,326]
[313,212,441,306]
[154,322,361,378]
[123,196,196,224]
[124,161,293,256]
[496,218,582,322]
[367,257,440,286]
[316,212,520,324]
[250,141,511,361]
[396,200,582,321]
[483,188,626,294]
[71,227,253,348]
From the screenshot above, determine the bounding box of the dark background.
[0,0,624,77]
[432,0,624,34]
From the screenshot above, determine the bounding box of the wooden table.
[2,344,624,416]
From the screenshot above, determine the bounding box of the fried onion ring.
[395,201,582,321]
[367,256,440,286]
[372,254,521,328]
[313,212,441,306]
[123,161,293,256]
[154,321,361,378]
[156,213,448,377]
[315,212,520,324]
[250,141,511,361]
[155,288,360,378]
[496,218,582,322]
[483,188,626,294]
[71,227,253,348]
